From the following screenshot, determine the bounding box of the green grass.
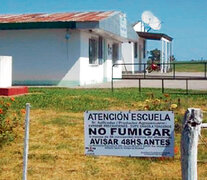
[174,61,206,72]
[10,87,207,112]
[42,116,78,127]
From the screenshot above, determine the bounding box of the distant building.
[0,11,138,86]
[122,21,173,74]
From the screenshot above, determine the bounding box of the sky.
[0,0,206,61]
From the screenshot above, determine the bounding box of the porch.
[137,32,173,73]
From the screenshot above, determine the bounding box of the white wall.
[79,31,104,85]
[122,39,147,73]
[0,28,122,86]
[121,42,134,73]
[0,56,12,87]
[133,22,145,32]
[58,30,81,86]
[0,29,81,86]
[102,39,122,81]
[138,37,147,72]
[79,31,122,85]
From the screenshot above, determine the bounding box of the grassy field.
[174,61,206,72]
[0,87,207,179]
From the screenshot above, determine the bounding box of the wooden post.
[181,108,203,180]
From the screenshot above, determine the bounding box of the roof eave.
[0,21,76,30]
[137,32,173,41]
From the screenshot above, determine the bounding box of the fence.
[112,62,207,93]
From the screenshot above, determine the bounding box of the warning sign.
[84,111,174,157]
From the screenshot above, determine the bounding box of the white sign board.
[84,111,174,157]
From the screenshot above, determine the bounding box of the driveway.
[75,72,207,90]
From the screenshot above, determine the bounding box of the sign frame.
[84,111,174,157]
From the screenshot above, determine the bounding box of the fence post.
[162,79,164,93]
[111,64,114,92]
[144,64,146,78]
[22,103,31,180]
[173,63,175,79]
[181,108,203,180]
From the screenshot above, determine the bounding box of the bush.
[0,97,24,146]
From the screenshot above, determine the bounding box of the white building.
[121,21,173,74]
[0,11,138,86]
[121,36,147,73]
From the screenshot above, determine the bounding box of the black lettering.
[153,129,161,136]
[144,139,149,145]
[131,113,136,120]
[118,128,126,135]
[137,113,142,120]
[95,139,100,144]
[98,128,106,135]
[143,114,148,120]
[148,114,153,120]
[160,139,165,145]
[123,113,129,120]
[90,139,95,144]
[109,113,115,120]
[128,128,137,135]
[165,114,171,121]
[139,128,142,135]
[154,114,159,120]
[103,113,109,120]
[117,113,123,120]
[136,139,142,145]
[98,113,103,120]
[143,128,151,136]
[89,128,96,135]
[166,139,170,145]
[149,139,155,145]
[114,139,118,145]
[88,113,94,120]
[162,129,170,136]
[111,128,117,135]
[103,139,107,145]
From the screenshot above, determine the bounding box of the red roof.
[0,11,115,23]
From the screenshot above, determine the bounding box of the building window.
[98,37,103,64]
[134,42,138,58]
[89,38,98,64]
[112,43,119,64]
[89,36,104,65]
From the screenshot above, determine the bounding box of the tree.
[148,48,160,63]
[148,49,176,63]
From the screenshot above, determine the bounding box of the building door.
[139,44,142,72]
